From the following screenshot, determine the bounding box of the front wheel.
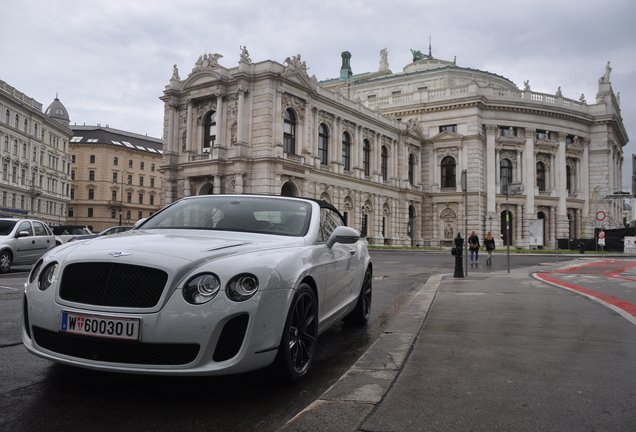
[0,250,12,273]
[344,267,372,325]
[276,283,318,383]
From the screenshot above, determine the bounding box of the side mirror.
[326,226,360,248]
[16,231,31,238]
[133,218,147,229]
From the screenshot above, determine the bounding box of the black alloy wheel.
[277,283,318,383]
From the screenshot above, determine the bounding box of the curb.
[278,273,446,432]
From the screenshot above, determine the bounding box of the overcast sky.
[3,0,635,189]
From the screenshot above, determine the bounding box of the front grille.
[213,314,249,362]
[33,326,199,366]
[59,263,168,308]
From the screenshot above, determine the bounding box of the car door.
[13,221,36,264]
[32,221,55,258]
[318,208,358,321]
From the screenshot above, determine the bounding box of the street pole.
[119,170,124,226]
[506,183,510,273]
[462,169,468,276]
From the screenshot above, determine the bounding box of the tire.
[0,250,12,273]
[276,283,318,383]
[344,267,372,325]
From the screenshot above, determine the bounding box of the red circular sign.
[599,231,605,239]
[596,211,606,221]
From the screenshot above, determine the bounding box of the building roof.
[45,97,71,128]
[70,125,163,155]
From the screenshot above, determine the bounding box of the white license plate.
[60,312,140,341]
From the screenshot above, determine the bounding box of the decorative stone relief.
[282,94,306,120]
[283,54,309,75]
[195,100,217,125]
[437,147,458,162]
[189,53,223,76]
[440,208,456,239]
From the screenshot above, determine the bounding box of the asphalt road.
[0,251,578,432]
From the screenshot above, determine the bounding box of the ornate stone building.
[68,126,163,231]
[0,80,73,225]
[161,48,628,248]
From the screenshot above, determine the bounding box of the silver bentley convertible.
[22,195,372,382]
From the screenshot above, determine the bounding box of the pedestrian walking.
[469,230,480,265]
[484,231,495,265]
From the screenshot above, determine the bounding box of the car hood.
[62,229,307,267]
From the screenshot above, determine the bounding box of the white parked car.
[0,218,56,273]
[51,225,93,245]
[22,195,372,382]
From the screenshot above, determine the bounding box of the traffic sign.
[596,211,606,221]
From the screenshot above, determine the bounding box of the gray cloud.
[2,0,634,187]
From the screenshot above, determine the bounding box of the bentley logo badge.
[109,251,132,257]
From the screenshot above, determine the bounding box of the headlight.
[29,259,43,285]
[226,274,259,302]
[183,273,221,305]
[38,263,59,291]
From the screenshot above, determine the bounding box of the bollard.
[453,232,464,278]
[578,242,585,254]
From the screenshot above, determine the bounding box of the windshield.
[0,220,17,236]
[141,196,311,236]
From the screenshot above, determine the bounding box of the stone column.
[213,176,221,194]
[581,139,590,236]
[556,133,568,238]
[167,103,176,154]
[524,129,535,242]
[236,88,246,143]
[485,125,497,216]
[186,102,193,152]
[214,92,225,147]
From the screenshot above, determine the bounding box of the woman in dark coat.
[484,231,496,265]
[469,230,480,265]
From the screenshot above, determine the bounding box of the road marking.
[534,272,636,326]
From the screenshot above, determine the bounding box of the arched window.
[381,146,388,181]
[441,156,456,188]
[203,111,217,150]
[34,124,38,138]
[24,119,28,133]
[408,153,416,185]
[500,159,512,192]
[566,165,572,193]
[363,139,371,176]
[283,109,296,154]
[15,114,19,128]
[5,109,9,124]
[318,124,328,165]
[536,161,546,191]
[341,132,351,171]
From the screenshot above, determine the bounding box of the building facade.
[68,126,163,232]
[161,48,629,248]
[0,80,73,225]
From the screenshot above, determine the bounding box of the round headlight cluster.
[38,263,59,291]
[29,259,43,285]
[226,274,259,302]
[183,273,221,305]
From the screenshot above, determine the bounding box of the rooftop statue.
[410,49,424,62]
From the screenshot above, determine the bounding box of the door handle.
[349,250,356,256]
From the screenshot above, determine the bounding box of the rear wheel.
[276,283,318,383]
[344,267,372,325]
[0,250,12,273]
